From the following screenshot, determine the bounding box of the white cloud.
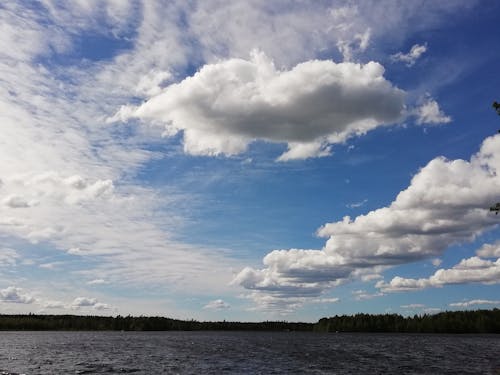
[203,299,231,310]
[0,1,484,314]
[233,249,351,297]
[1,173,114,207]
[2,196,32,209]
[184,1,473,69]
[113,51,405,160]
[0,286,35,304]
[347,199,368,209]
[0,286,115,311]
[0,248,19,267]
[39,262,64,270]
[72,297,98,307]
[233,249,348,312]
[87,279,107,286]
[0,285,114,311]
[318,135,500,265]
[236,134,500,310]
[41,300,66,309]
[377,256,500,292]
[0,1,239,298]
[476,241,500,258]
[353,290,384,300]
[94,302,112,311]
[40,0,136,39]
[189,1,344,66]
[391,43,427,66]
[135,69,172,97]
[71,297,111,310]
[423,308,441,314]
[241,292,339,314]
[401,303,425,309]
[186,1,472,68]
[431,258,442,267]
[449,299,500,308]
[277,142,332,162]
[337,28,371,62]
[67,247,86,256]
[414,98,452,125]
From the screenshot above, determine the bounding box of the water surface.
[0,331,499,374]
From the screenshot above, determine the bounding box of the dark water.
[0,331,499,374]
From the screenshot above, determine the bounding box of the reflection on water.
[0,331,499,374]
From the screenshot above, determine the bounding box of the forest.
[314,309,500,333]
[0,309,498,333]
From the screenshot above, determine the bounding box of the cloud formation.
[0,248,19,267]
[87,279,108,286]
[0,286,35,304]
[242,292,340,314]
[187,1,471,67]
[391,43,427,67]
[401,304,425,309]
[346,199,368,209]
[0,285,115,312]
[377,256,500,292]
[353,290,384,300]
[236,134,500,310]
[0,0,489,316]
[113,51,405,160]
[203,299,231,310]
[449,299,500,308]
[41,300,66,309]
[476,241,500,258]
[0,1,239,299]
[71,297,111,311]
[414,98,452,125]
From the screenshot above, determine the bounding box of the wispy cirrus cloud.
[449,299,500,308]
[401,304,425,309]
[391,43,427,67]
[347,199,368,209]
[353,290,384,300]
[0,1,239,300]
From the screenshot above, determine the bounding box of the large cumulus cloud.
[378,257,500,292]
[235,134,500,310]
[111,51,405,160]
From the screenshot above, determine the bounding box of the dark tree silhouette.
[494,101,500,116]
[0,309,499,333]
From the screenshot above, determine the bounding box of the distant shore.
[0,308,498,333]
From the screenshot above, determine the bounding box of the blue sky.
[1,1,500,321]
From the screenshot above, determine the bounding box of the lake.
[0,331,499,374]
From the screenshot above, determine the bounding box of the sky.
[1,0,500,322]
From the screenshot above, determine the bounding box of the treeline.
[315,309,500,333]
[0,309,498,333]
[0,314,311,332]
